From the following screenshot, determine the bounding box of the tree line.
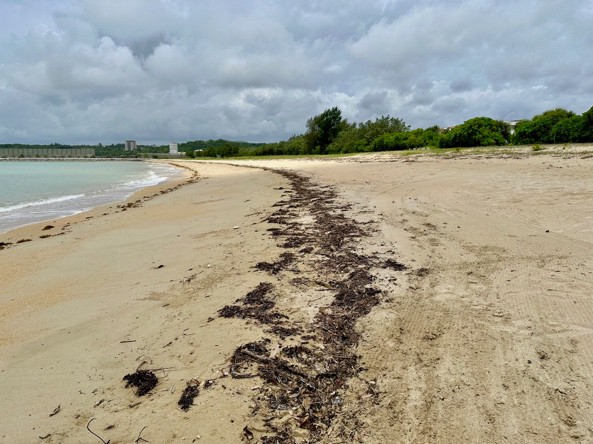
[188,104,593,157]
[3,104,592,158]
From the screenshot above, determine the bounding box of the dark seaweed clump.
[123,370,158,396]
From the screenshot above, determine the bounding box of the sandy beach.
[1,150,593,443]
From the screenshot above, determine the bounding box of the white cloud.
[0,0,592,144]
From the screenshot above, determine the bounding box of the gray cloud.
[450,79,473,93]
[0,0,592,144]
[358,91,390,115]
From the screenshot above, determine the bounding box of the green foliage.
[550,115,586,143]
[364,126,439,152]
[327,115,410,153]
[193,142,240,157]
[422,126,442,147]
[182,139,261,157]
[370,132,409,151]
[440,117,510,148]
[512,108,575,144]
[252,135,307,156]
[325,123,361,154]
[580,105,593,141]
[532,144,543,151]
[304,107,347,154]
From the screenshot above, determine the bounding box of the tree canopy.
[327,115,411,153]
[304,107,347,154]
[513,108,576,144]
[440,117,510,148]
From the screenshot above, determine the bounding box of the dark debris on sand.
[215,169,408,442]
[123,370,158,396]
[218,282,288,325]
[178,381,200,411]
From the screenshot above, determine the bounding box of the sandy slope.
[222,151,593,443]
[0,162,289,442]
[314,154,593,443]
[1,152,592,443]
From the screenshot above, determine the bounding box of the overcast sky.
[1,0,592,144]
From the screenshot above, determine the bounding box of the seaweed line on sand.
[218,168,406,443]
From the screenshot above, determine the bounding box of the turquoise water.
[0,161,185,233]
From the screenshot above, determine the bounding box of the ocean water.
[0,161,185,234]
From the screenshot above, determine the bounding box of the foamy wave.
[122,171,165,189]
[0,194,85,213]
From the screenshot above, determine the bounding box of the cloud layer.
[1,0,592,144]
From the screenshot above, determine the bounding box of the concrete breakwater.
[0,147,95,158]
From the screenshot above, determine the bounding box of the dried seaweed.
[178,381,200,411]
[123,370,158,396]
[230,341,271,379]
[216,169,407,442]
[266,325,300,339]
[383,258,408,271]
[255,252,296,274]
[218,283,288,324]
[243,282,274,304]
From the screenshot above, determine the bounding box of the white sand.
[1,150,592,443]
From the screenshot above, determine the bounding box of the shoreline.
[0,161,290,443]
[1,155,593,442]
[0,160,194,246]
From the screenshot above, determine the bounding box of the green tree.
[513,108,575,144]
[304,107,346,154]
[218,143,239,157]
[357,116,409,143]
[440,117,510,148]
[370,128,427,151]
[550,115,586,143]
[371,132,410,151]
[580,105,593,142]
[327,115,410,153]
[422,125,441,147]
[326,122,362,154]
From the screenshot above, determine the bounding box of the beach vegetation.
[168,101,593,157]
[370,128,436,151]
[182,139,261,157]
[327,115,411,153]
[303,107,348,154]
[513,108,577,144]
[439,117,510,148]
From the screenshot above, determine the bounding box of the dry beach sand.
[1,149,592,443]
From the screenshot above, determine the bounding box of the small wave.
[0,194,85,213]
[122,171,166,189]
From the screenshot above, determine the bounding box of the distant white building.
[169,143,178,154]
[504,120,522,135]
[124,140,137,151]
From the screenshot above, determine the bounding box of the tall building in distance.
[124,140,137,151]
[169,143,178,154]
